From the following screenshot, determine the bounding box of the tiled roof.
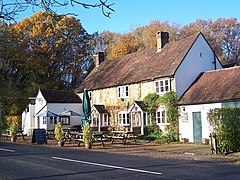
[179,66,240,105]
[41,89,82,103]
[94,105,108,113]
[134,101,147,111]
[76,33,200,93]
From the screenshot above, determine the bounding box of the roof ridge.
[204,66,240,74]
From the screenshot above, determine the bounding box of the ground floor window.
[60,116,70,125]
[156,110,167,124]
[43,117,47,124]
[118,111,130,125]
[92,116,99,127]
[49,117,58,124]
[101,114,108,126]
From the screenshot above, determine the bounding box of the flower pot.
[201,138,209,145]
[181,138,188,144]
[11,137,16,142]
[58,141,64,147]
[85,143,92,149]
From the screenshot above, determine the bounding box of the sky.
[18,0,240,34]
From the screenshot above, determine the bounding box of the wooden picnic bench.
[2,130,27,140]
[72,131,106,147]
[109,131,137,145]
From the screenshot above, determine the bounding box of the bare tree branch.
[0,0,115,21]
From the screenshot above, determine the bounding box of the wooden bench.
[109,131,137,145]
[73,132,106,147]
[2,130,27,140]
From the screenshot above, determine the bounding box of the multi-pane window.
[50,117,58,124]
[60,117,70,125]
[156,110,167,124]
[43,117,47,124]
[92,117,99,127]
[155,79,170,94]
[101,114,108,126]
[118,111,130,125]
[117,85,129,98]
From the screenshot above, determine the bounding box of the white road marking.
[0,148,15,152]
[52,156,162,175]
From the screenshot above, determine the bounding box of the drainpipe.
[169,76,174,91]
[213,51,217,70]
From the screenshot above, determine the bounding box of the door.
[193,112,202,143]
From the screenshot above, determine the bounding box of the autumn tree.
[11,12,95,91]
[0,22,28,121]
[100,20,181,60]
[107,32,142,60]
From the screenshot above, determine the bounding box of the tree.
[10,12,95,90]
[0,0,115,21]
[180,18,240,65]
[107,32,142,60]
[0,22,28,119]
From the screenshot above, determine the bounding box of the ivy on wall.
[143,91,179,141]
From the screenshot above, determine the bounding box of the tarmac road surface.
[0,142,240,180]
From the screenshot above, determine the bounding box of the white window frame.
[118,111,130,126]
[156,109,168,125]
[43,117,47,124]
[155,79,170,94]
[117,85,129,98]
[101,113,108,126]
[60,116,70,125]
[88,91,92,101]
[91,115,99,127]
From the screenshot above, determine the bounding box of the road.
[0,142,240,179]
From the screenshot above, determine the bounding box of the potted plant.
[9,124,17,142]
[83,124,93,149]
[54,122,65,147]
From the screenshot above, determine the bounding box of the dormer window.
[117,85,129,98]
[155,79,170,94]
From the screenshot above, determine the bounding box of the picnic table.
[66,131,106,147]
[109,130,137,144]
[3,130,26,140]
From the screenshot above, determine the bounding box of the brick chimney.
[94,52,104,67]
[156,31,169,52]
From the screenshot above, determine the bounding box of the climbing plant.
[143,93,160,117]
[160,91,180,141]
[143,91,179,141]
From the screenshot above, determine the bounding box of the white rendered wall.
[175,34,222,98]
[22,104,35,135]
[179,103,221,142]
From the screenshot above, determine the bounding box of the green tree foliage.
[208,108,240,154]
[0,22,29,118]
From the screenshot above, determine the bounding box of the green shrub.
[9,124,18,138]
[54,122,65,141]
[83,124,93,144]
[208,108,240,153]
